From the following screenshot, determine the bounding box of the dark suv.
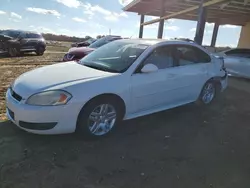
[0,30,46,57]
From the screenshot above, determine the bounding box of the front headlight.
[26,90,72,106]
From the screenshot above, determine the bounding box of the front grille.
[65,54,75,61]
[10,88,22,101]
[19,121,57,130]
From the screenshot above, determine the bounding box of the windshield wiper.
[83,64,106,71]
[83,63,119,73]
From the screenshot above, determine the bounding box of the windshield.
[0,30,21,38]
[89,37,108,48]
[86,38,96,44]
[80,40,149,73]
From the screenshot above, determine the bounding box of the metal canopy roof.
[123,0,250,26]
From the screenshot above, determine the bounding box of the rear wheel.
[198,81,217,105]
[76,98,121,139]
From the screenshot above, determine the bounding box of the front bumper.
[5,88,83,135]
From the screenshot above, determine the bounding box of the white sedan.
[6,39,228,138]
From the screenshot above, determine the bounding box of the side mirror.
[141,64,158,73]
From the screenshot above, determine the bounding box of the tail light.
[216,56,225,71]
[220,57,225,69]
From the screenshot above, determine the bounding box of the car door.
[20,33,37,50]
[130,45,181,113]
[224,49,250,78]
[19,32,31,50]
[171,44,212,102]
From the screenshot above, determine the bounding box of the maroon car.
[63,35,122,61]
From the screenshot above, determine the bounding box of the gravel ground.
[0,78,250,188]
[1,52,250,188]
[0,52,64,120]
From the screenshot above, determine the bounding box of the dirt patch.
[0,52,63,66]
[1,50,250,187]
[0,52,63,120]
[0,86,250,188]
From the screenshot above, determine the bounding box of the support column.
[238,22,250,48]
[157,0,165,39]
[210,22,219,47]
[194,0,207,45]
[157,20,164,39]
[139,15,145,38]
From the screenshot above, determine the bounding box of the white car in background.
[215,48,250,79]
[6,39,228,138]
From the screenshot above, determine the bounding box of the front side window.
[143,46,174,69]
[80,40,149,73]
[18,32,26,39]
[1,30,21,38]
[175,45,211,66]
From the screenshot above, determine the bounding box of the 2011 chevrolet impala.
[6,39,228,138]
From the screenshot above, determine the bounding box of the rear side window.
[225,49,250,58]
[174,45,211,66]
[26,33,42,39]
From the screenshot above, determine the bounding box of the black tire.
[36,46,45,56]
[8,47,20,57]
[76,97,122,139]
[197,81,217,105]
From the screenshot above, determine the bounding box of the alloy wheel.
[202,82,215,104]
[88,104,117,136]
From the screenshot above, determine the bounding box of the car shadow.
[0,53,37,59]
[0,103,207,145]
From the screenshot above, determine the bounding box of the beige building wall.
[238,22,250,48]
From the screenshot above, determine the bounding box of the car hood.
[68,47,95,55]
[12,61,115,98]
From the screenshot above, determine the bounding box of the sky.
[0,0,242,47]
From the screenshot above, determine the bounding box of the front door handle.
[167,73,175,78]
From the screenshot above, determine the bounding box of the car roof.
[106,35,121,37]
[1,29,41,35]
[119,38,199,46]
[104,35,122,39]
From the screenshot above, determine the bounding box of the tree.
[85,36,91,40]
[96,35,102,39]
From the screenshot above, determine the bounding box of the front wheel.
[36,46,45,56]
[8,47,20,57]
[76,99,120,139]
[198,81,217,105]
